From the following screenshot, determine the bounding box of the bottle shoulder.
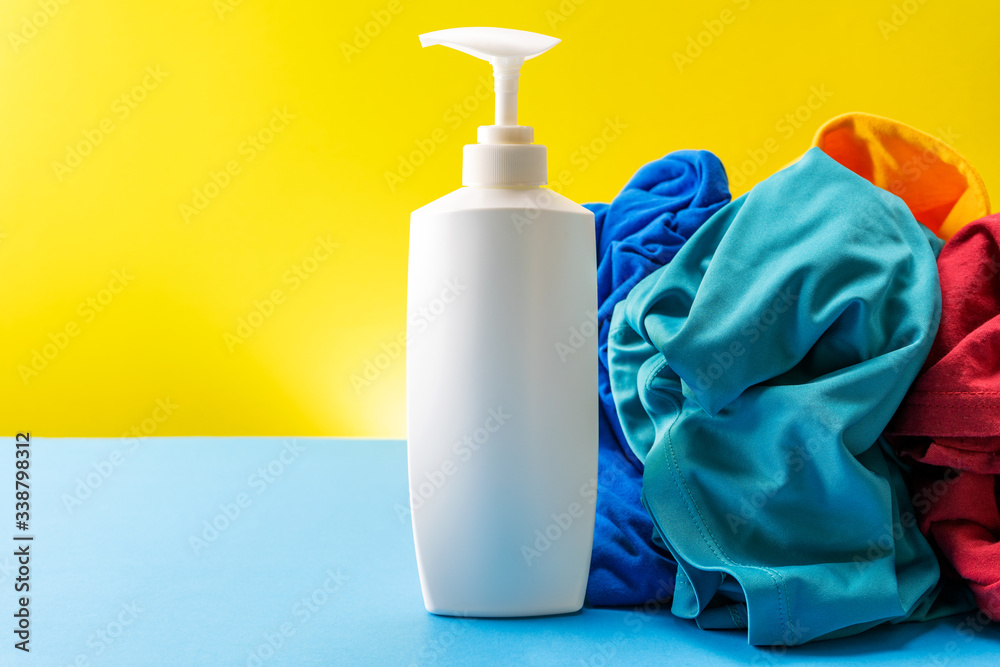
[412,186,592,218]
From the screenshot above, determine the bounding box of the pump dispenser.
[407,27,598,618]
[419,27,556,186]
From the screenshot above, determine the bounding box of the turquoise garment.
[608,148,966,645]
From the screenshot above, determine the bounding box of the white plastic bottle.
[407,27,598,617]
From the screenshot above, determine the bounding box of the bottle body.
[407,185,598,617]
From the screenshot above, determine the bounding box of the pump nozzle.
[420,28,559,131]
[419,27,558,187]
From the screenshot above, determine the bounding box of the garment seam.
[652,358,790,641]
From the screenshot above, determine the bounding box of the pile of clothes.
[585,112,998,645]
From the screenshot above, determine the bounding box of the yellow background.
[2,0,997,438]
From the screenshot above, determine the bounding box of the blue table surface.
[7,436,1000,666]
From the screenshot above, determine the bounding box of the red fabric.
[888,213,1000,620]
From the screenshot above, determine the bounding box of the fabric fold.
[608,147,968,644]
[887,214,1000,620]
[584,150,731,607]
[812,112,990,240]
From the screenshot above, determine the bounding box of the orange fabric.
[812,113,990,239]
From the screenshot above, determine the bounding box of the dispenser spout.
[419,27,560,130]
[419,27,558,186]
